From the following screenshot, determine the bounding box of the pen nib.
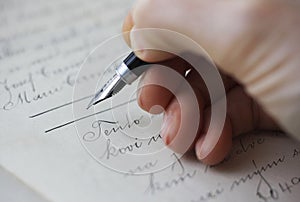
[86,73,126,109]
[86,98,96,110]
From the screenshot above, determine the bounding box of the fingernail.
[161,110,179,145]
[161,114,172,145]
[197,134,217,160]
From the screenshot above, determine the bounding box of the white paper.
[0,0,300,202]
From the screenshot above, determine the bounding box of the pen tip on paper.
[86,98,95,110]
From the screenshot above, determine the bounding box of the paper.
[0,0,299,202]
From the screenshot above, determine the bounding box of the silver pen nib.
[86,73,126,109]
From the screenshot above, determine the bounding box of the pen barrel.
[116,52,151,84]
[123,52,151,77]
[124,52,149,69]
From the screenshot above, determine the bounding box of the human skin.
[122,0,300,165]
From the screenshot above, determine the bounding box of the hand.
[122,0,300,165]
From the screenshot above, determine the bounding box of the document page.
[0,0,299,202]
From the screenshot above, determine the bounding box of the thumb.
[127,0,257,67]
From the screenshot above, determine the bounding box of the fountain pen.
[87,52,150,109]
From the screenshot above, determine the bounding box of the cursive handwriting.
[0,73,67,110]
[278,176,300,195]
[82,115,144,142]
[82,120,118,142]
[125,160,158,176]
[99,138,143,160]
[292,148,299,158]
[145,153,197,195]
[205,136,265,173]
[190,185,224,202]
[230,156,285,191]
[147,134,162,146]
[253,160,279,202]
